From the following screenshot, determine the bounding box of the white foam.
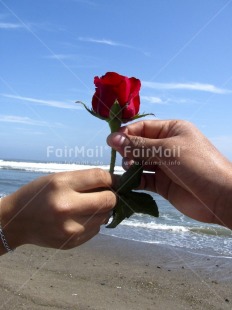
[121,220,189,232]
[0,160,124,174]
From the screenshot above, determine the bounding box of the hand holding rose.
[0,169,116,255]
[107,120,232,230]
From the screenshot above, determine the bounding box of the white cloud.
[141,95,198,105]
[44,52,99,68]
[78,37,131,48]
[142,81,231,94]
[78,37,149,55]
[44,54,78,60]
[141,96,164,104]
[0,115,47,126]
[2,94,80,109]
[0,22,24,29]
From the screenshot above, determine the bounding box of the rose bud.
[92,72,141,122]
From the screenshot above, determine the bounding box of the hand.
[107,120,232,229]
[0,169,116,252]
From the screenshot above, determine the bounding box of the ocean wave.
[121,219,232,237]
[121,220,189,232]
[0,159,124,174]
[190,226,232,237]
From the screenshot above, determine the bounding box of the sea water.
[1,159,232,258]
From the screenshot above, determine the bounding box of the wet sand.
[0,234,232,309]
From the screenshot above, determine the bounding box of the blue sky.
[1,0,232,164]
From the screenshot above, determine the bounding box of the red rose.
[92,72,141,121]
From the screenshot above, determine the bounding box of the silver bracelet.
[0,198,14,253]
[0,228,13,252]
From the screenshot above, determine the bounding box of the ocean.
[1,159,232,258]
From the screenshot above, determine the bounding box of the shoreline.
[101,231,232,261]
[0,234,231,309]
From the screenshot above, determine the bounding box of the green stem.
[108,101,122,174]
[110,148,116,174]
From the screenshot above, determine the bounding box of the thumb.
[107,132,164,163]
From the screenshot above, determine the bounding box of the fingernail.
[104,210,113,224]
[107,133,126,148]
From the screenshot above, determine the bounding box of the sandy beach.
[0,234,231,310]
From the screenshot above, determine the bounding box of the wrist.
[0,226,14,254]
[213,160,232,230]
[0,195,24,253]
